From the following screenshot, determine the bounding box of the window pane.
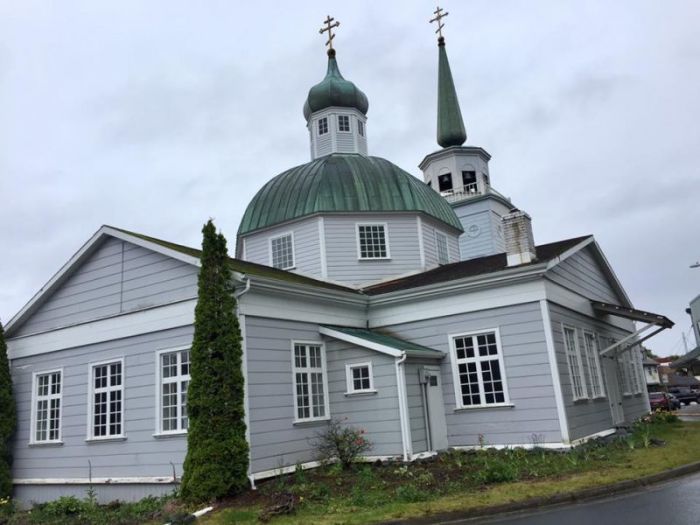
[358,225,387,258]
[454,332,507,407]
[338,115,350,132]
[436,232,449,265]
[271,234,294,269]
[318,117,328,135]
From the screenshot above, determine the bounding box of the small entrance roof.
[319,325,444,359]
[591,302,674,328]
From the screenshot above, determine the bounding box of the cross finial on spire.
[320,15,340,56]
[429,5,449,44]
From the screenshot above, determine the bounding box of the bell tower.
[420,6,516,261]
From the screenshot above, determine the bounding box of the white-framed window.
[358,120,365,137]
[449,329,510,408]
[617,352,632,395]
[30,369,62,444]
[626,350,643,394]
[318,117,328,135]
[270,232,295,270]
[292,342,330,422]
[356,223,390,259]
[338,114,350,132]
[156,347,191,435]
[88,359,125,439]
[435,231,449,265]
[345,362,375,394]
[583,331,605,398]
[563,326,587,401]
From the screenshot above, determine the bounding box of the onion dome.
[303,50,369,121]
[239,153,463,235]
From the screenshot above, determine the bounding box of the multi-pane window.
[318,117,328,135]
[357,224,389,259]
[91,361,124,438]
[563,326,587,400]
[358,120,364,136]
[346,363,374,394]
[451,331,509,407]
[435,231,449,265]
[617,352,631,395]
[583,332,605,398]
[293,343,328,421]
[438,173,453,192]
[338,115,350,132]
[160,349,191,433]
[33,371,62,443]
[271,233,295,269]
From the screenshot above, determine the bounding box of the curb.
[382,460,700,525]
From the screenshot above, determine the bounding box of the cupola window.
[435,231,449,265]
[358,120,364,136]
[357,223,389,259]
[438,173,453,193]
[318,117,329,135]
[338,115,350,132]
[270,233,295,269]
[461,171,477,193]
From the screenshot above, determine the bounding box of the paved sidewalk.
[677,403,700,421]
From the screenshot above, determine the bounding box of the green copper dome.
[303,50,369,121]
[239,153,463,235]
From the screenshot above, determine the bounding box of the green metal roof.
[303,50,369,121]
[238,153,463,235]
[322,325,444,359]
[239,153,463,235]
[436,38,467,148]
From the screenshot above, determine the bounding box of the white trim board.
[540,300,570,443]
[8,299,196,360]
[13,476,178,485]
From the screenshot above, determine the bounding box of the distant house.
[643,358,661,390]
[5,24,674,506]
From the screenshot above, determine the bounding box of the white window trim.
[337,114,351,133]
[345,362,376,395]
[355,222,391,260]
[29,368,64,446]
[154,346,191,437]
[86,357,126,441]
[269,231,296,270]
[357,119,365,137]
[434,230,449,265]
[562,325,588,401]
[291,340,330,424]
[582,330,606,399]
[448,328,512,410]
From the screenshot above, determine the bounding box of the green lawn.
[202,419,700,525]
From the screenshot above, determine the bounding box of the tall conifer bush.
[180,220,248,502]
[0,321,16,499]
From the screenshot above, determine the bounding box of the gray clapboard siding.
[548,302,640,441]
[325,340,403,455]
[245,316,404,474]
[421,218,460,268]
[404,362,428,454]
[15,238,198,336]
[11,325,193,484]
[14,484,177,507]
[547,245,622,304]
[384,302,562,446]
[324,214,423,285]
[241,218,322,277]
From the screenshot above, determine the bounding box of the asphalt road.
[459,471,700,525]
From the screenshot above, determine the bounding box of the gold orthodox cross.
[319,15,340,50]
[429,6,449,39]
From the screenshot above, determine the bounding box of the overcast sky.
[1,1,699,356]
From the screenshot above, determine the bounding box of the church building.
[5,11,673,505]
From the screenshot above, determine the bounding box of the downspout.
[420,378,432,452]
[234,275,254,488]
[394,352,412,461]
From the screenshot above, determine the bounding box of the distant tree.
[0,321,16,498]
[180,220,248,503]
[642,346,659,360]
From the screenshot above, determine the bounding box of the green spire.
[437,37,467,148]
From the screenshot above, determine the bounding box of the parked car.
[668,387,698,405]
[649,392,681,411]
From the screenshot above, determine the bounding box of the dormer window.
[338,115,350,132]
[438,173,453,192]
[358,120,364,136]
[318,117,328,135]
[270,233,295,269]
